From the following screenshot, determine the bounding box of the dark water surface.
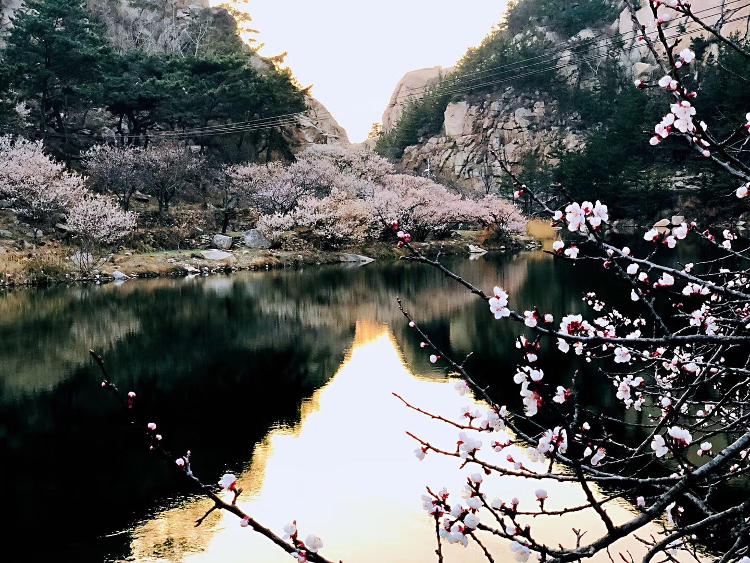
[0,244,713,562]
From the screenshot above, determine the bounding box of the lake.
[0,243,711,562]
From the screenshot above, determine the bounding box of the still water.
[0,246,706,562]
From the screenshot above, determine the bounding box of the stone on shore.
[243,229,271,249]
[212,234,233,250]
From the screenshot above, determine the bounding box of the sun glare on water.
[128,321,696,562]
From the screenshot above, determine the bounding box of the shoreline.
[0,236,537,289]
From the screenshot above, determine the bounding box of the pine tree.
[4,0,111,155]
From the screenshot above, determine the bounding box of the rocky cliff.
[381,0,750,192]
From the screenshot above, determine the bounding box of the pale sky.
[214,1,509,142]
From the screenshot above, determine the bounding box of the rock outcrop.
[381,1,749,193]
[382,66,451,132]
[400,89,583,192]
[295,96,350,146]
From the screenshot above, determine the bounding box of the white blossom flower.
[552,240,565,252]
[557,338,570,353]
[458,432,482,458]
[240,517,250,527]
[656,273,675,287]
[626,263,639,275]
[651,435,669,457]
[414,448,426,461]
[524,310,538,327]
[737,184,749,198]
[510,541,531,562]
[553,386,568,404]
[673,223,688,239]
[682,283,709,296]
[463,513,480,529]
[590,448,606,466]
[147,422,157,431]
[631,289,640,301]
[489,286,511,319]
[679,48,695,64]
[218,473,237,490]
[535,488,548,500]
[305,534,323,553]
[564,245,580,259]
[565,202,586,232]
[644,228,660,242]
[282,522,297,541]
[668,426,693,446]
[614,347,632,364]
[636,496,646,508]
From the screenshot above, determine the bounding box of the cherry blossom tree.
[138,143,204,217]
[66,193,137,269]
[83,144,148,212]
[0,136,86,223]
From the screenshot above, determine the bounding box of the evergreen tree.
[4,0,112,156]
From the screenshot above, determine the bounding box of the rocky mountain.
[0,0,348,149]
[379,0,750,201]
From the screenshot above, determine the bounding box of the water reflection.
[0,249,715,560]
[128,322,694,562]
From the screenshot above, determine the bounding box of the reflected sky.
[1,247,719,560]
[127,322,697,563]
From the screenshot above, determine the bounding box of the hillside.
[376,0,750,221]
[0,0,347,161]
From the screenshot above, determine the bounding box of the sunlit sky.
[213,1,509,142]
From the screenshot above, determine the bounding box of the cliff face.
[400,90,583,191]
[381,1,750,192]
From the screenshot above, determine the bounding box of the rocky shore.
[0,228,535,288]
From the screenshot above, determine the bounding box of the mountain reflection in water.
[129,322,694,563]
[0,248,713,561]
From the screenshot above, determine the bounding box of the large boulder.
[243,229,271,249]
[212,234,233,250]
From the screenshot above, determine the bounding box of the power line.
[386,12,750,109]
[45,3,750,142]
[389,0,750,103]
